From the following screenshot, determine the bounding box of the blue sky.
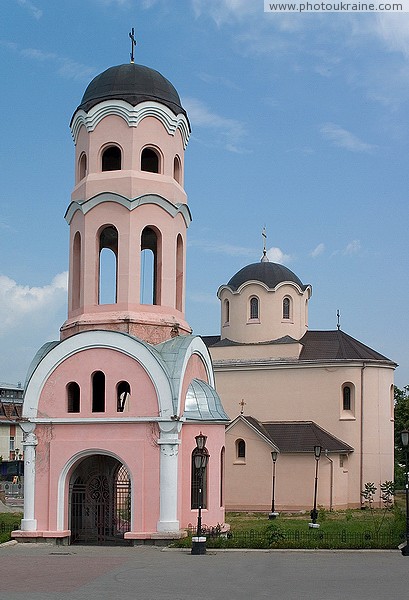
[1,0,408,387]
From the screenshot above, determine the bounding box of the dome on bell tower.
[74,63,188,120]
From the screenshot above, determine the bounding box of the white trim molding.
[71,100,191,149]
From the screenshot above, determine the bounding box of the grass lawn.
[0,512,22,544]
[175,496,407,549]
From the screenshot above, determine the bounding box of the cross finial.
[129,27,137,63]
[261,226,269,262]
[239,399,246,415]
[337,309,341,330]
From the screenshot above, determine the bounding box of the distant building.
[204,259,396,511]
[0,383,23,461]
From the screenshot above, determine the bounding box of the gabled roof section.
[0,401,22,421]
[299,330,395,364]
[234,416,353,454]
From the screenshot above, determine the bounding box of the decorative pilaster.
[19,422,38,531]
[156,420,182,532]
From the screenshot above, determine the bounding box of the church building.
[13,60,228,545]
[204,252,396,512]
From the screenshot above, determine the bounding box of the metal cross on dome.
[129,28,137,63]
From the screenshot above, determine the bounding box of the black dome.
[75,63,187,118]
[227,262,309,292]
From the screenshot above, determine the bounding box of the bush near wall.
[0,514,22,544]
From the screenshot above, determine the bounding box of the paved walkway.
[0,542,407,600]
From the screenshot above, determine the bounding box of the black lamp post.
[191,433,210,555]
[400,430,409,556]
[268,451,279,519]
[309,445,322,528]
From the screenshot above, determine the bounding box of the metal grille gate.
[69,456,131,545]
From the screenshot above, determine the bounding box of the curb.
[0,540,18,548]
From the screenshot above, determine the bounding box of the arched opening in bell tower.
[101,145,122,171]
[175,234,183,312]
[140,226,162,305]
[99,226,118,305]
[72,231,81,310]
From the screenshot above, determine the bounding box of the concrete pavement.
[0,542,407,600]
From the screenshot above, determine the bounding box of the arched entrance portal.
[69,455,131,545]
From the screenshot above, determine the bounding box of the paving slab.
[0,544,407,600]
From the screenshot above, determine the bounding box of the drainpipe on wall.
[324,450,333,511]
[360,363,366,507]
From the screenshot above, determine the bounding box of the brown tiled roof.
[243,416,353,453]
[0,402,22,420]
[203,330,395,365]
[299,330,394,363]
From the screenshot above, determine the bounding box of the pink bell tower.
[60,63,192,344]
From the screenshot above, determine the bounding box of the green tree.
[394,385,409,487]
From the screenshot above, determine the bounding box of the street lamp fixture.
[191,433,210,555]
[309,445,322,528]
[400,430,409,556]
[269,450,279,519]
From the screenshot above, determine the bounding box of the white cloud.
[320,123,377,153]
[266,247,292,264]
[343,240,361,256]
[183,97,246,152]
[16,0,42,19]
[310,243,325,258]
[0,272,68,335]
[192,0,257,25]
[4,43,96,82]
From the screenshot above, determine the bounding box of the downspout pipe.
[324,450,334,511]
[360,363,366,507]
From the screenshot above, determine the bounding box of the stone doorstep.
[12,530,70,538]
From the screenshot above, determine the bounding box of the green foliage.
[0,513,22,544]
[394,385,409,486]
[361,481,395,534]
[317,505,328,522]
[265,522,286,545]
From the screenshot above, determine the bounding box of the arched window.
[92,371,105,413]
[236,439,246,460]
[67,382,80,413]
[341,383,355,415]
[99,226,118,304]
[141,147,160,173]
[140,226,161,305]
[283,297,291,319]
[191,448,208,509]
[224,299,230,324]
[343,386,351,411]
[249,297,259,320]
[175,234,183,311]
[102,145,122,171]
[173,155,181,183]
[72,231,81,310]
[78,152,87,180]
[117,381,131,413]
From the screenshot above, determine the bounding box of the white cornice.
[65,192,192,228]
[212,359,396,371]
[71,99,191,149]
[217,280,312,298]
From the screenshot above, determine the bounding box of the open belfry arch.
[14,43,228,545]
